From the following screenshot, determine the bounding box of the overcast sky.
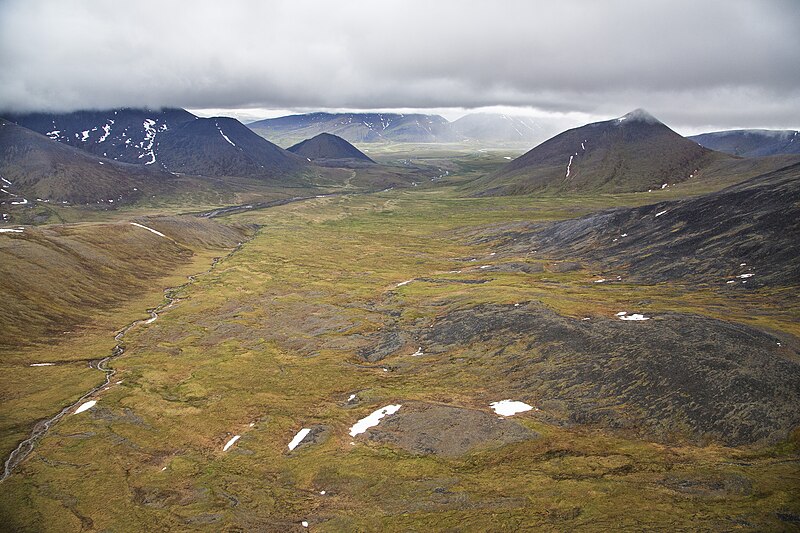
[1,0,798,134]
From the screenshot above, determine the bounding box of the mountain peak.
[287,132,374,164]
[616,108,660,125]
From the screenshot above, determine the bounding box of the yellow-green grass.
[0,182,797,531]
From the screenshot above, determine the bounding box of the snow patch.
[396,279,414,287]
[288,428,312,451]
[99,123,112,143]
[349,405,401,436]
[489,400,533,416]
[30,363,55,366]
[223,435,241,452]
[617,312,650,321]
[139,119,158,165]
[74,400,97,414]
[411,347,423,356]
[130,222,167,238]
[216,122,236,146]
[737,273,754,279]
[655,210,667,217]
[0,228,23,233]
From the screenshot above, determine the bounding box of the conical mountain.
[287,133,375,165]
[475,109,726,195]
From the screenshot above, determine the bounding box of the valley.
[1,106,799,531]
[2,138,799,530]
[2,2,798,530]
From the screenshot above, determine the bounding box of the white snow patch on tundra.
[288,428,312,451]
[349,405,401,436]
[74,400,97,414]
[223,435,241,452]
[130,222,167,238]
[489,400,533,416]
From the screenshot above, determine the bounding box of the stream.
[0,248,240,482]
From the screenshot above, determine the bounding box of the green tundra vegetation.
[0,150,798,532]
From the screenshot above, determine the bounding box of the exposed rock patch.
[364,402,538,456]
[419,303,800,446]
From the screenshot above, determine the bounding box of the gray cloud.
[1,0,799,130]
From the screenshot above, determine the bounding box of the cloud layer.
[1,0,798,130]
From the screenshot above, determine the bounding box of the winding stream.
[1,247,240,482]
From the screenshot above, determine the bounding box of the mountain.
[473,109,725,195]
[287,133,375,165]
[5,108,308,180]
[5,108,196,164]
[152,117,307,179]
[0,119,175,205]
[248,112,457,146]
[690,129,800,157]
[450,113,546,143]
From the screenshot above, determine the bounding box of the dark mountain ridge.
[690,129,800,157]
[5,108,308,181]
[0,119,175,205]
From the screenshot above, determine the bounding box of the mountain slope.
[287,133,375,165]
[0,119,176,205]
[5,108,196,165]
[248,112,458,146]
[690,129,800,157]
[153,117,308,179]
[483,161,800,287]
[6,109,309,181]
[473,109,726,195]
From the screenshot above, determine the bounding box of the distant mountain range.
[248,112,549,146]
[287,133,375,166]
[5,108,308,180]
[689,129,800,157]
[450,113,545,143]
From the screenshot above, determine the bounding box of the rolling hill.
[5,109,309,181]
[287,133,375,166]
[690,129,800,157]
